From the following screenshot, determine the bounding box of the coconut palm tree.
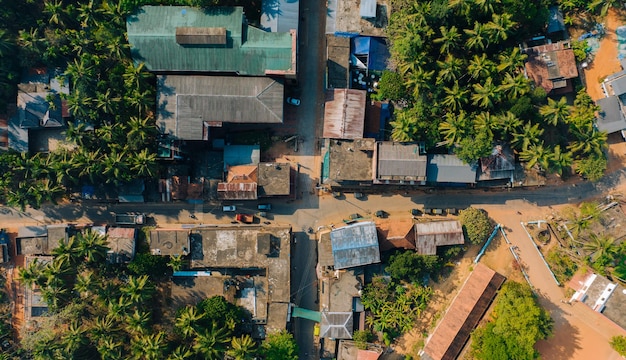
[406,67,435,100]
[540,97,570,126]
[175,305,204,338]
[125,310,151,335]
[389,111,418,142]
[62,321,88,355]
[499,73,530,99]
[486,13,516,43]
[193,322,231,360]
[44,0,67,27]
[497,111,522,139]
[436,55,465,84]
[226,335,257,360]
[76,230,109,264]
[102,150,131,184]
[441,83,469,112]
[511,122,544,152]
[584,234,618,261]
[168,254,184,272]
[474,0,500,14]
[130,148,157,179]
[17,259,44,289]
[471,77,500,109]
[97,336,124,360]
[464,22,489,51]
[473,111,499,138]
[519,142,551,171]
[131,332,167,360]
[568,124,608,157]
[549,145,573,176]
[434,26,462,54]
[497,47,527,73]
[92,315,118,341]
[439,111,470,146]
[167,346,194,360]
[121,275,154,305]
[468,54,495,79]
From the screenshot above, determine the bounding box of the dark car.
[411,209,422,216]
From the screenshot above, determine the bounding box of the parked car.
[258,204,272,211]
[411,209,422,216]
[354,192,364,199]
[286,97,301,106]
[236,214,255,223]
[222,205,236,212]
[375,210,387,218]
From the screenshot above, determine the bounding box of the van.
[222,205,236,212]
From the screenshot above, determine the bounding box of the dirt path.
[584,9,623,100]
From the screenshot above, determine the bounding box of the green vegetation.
[379,0,606,178]
[361,276,432,342]
[610,335,626,356]
[386,251,441,284]
[471,281,553,360]
[459,207,492,244]
[15,228,292,359]
[546,247,579,283]
[353,329,374,350]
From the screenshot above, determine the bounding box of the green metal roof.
[127,6,294,75]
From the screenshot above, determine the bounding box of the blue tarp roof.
[351,36,390,71]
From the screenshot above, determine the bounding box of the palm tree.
[568,124,608,157]
[168,254,184,272]
[499,73,530,99]
[549,145,573,176]
[511,122,544,152]
[439,112,470,146]
[130,149,157,178]
[475,0,500,13]
[468,54,495,79]
[473,111,498,138]
[519,142,551,171]
[497,111,522,139]
[471,77,500,108]
[486,13,516,43]
[92,315,118,341]
[441,83,469,111]
[175,306,204,338]
[76,230,109,264]
[97,336,124,360]
[123,62,151,90]
[434,26,461,54]
[406,67,434,100]
[0,29,14,57]
[121,275,154,305]
[464,22,489,51]
[43,0,66,27]
[436,55,465,84]
[125,310,151,335]
[497,47,527,73]
[66,90,95,120]
[168,346,194,360]
[17,259,44,289]
[131,332,167,360]
[193,322,231,360]
[62,321,87,355]
[74,271,96,298]
[95,88,121,115]
[540,97,570,126]
[107,297,132,320]
[126,116,157,150]
[226,335,257,360]
[389,111,417,142]
[102,150,130,184]
[584,234,618,260]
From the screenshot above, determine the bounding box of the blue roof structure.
[351,36,390,71]
[330,222,380,269]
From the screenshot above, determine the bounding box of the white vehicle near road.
[222,205,236,212]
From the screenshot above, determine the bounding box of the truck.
[236,214,255,224]
[114,213,146,225]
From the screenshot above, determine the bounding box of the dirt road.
[585,9,623,100]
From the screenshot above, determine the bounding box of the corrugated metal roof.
[106,227,136,263]
[426,155,477,184]
[597,96,626,134]
[414,221,464,255]
[217,182,258,200]
[478,145,515,181]
[18,226,47,239]
[127,6,294,74]
[323,89,366,139]
[524,42,577,93]
[330,222,380,269]
[320,311,353,339]
[376,219,415,251]
[157,75,284,140]
[422,263,505,360]
[377,142,426,180]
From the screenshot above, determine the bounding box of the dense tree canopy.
[386,251,441,284]
[471,281,553,360]
[380,0,606,178]
[459,207,492,244]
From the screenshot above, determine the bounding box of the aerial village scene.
[2,0,626,359]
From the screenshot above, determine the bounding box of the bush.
[353,329,373,349]
[546,248,578,283]
[459,207,492,244]
[386,251,441,284]
[610,335,626,356]
[127,253,169,278]
[377,70,408,101]
[260,330,298,360]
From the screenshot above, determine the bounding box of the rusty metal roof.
[414,221,464,255]
[323,89,366,139]
[524,41,578,93]
[376,219,415,251]
[422,263,505,360]
[217,182,258,200]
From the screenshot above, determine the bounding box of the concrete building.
[330,222,380,269]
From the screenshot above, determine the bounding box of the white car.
[286,97,300,106]
[222,205,236,212]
